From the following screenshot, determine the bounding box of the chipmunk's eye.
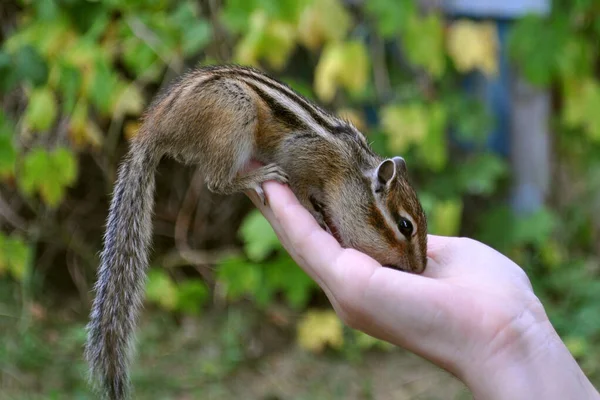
[398,218,413,238]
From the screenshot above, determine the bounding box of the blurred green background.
[1,0,599,399]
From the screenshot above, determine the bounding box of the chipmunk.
[85,65,428,399]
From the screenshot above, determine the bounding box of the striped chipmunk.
[85,65,428,399]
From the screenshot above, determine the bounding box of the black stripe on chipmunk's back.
[208,65,338,131]
[243,81,310,130]
[212,66,375,151]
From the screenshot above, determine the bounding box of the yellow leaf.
[381,104,428,153]
[339,41,369,96]
[432,198,463,236]
[314,41,369,102]
[263,20,297,70]
[447,20,498,77]
[112,84,145,116]
[562,78,600,141]
[68,101,103,148]
[539,239,565,269]
[297,0,351,50]
[24,87,58,132]
[234,11,297,70]
[314,43,345,102]
[297,309,343,353]
[565,336,587,358]
[124,121,141,140]
[337,108,366,131]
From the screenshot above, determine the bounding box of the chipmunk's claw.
[252,184,266,205]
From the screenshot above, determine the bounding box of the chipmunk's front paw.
[245,164,289,205]
[259,164,289,185]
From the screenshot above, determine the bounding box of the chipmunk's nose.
[386,262,423,274]
[412,260,427,274]
[386,258,426,274]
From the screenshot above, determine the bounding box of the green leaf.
[0,233,6,276]
[13,45,49,87]
[0,134,17,179]
[5,236,32,281]
[220,0,260,33]
[508,15,568,87]
[565,336,588,358]
[0,233,32,282]
[417,102,448,171]
[562,79,600,142]
[513,208,557,247]
[145,269,178,311]
[263,0,310,22]
[557,35,596,80]
[52,147,77,185]
[240,210,281,262]
[458,154,507,196]
[57,63,82,113]
[365,0,416,38]
[122,37,159,76]
[62,0,107,34]
[19,147,78,206]
[20,149,49,196]
[89,58,117,115]
[34,0,60,21]
[182,22,212,56]
[261,256,316,309]
[402,12,446,78]
[0,50,19,92]
[24,87,58,132]
[176,280,209,315]
[431,198,463,237]
[444,92,493,144]
[216,256,262,301]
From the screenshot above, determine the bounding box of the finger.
[247,185,340,290]
[246,186,340,300]
[246,189,292,254]
[262,181,343,261]
[260,182,352,284]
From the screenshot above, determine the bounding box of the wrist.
[460,301,599,400]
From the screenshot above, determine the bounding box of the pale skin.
[248,181,600,400]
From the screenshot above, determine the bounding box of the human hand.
[248,181,600,400]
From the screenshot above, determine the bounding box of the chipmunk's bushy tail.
[85,139,160,400]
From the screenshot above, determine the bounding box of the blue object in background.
[455,19,511,157]
[444,0,550,157]
[444,0,552,215]
[443,0,550,18]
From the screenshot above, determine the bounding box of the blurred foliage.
[0,0,599,397]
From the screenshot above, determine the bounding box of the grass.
[0,281,470,400]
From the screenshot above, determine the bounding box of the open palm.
[248,181,588,399]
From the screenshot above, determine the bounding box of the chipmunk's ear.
[376,159,396,188]
[374,157,407,192]
[392,156,407,176]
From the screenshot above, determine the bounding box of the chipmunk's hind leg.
[200,79,288,203]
